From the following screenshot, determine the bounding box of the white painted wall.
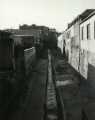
[65,28,72,63]
[58,34,63,53]
[80,14,95,53]
[80,14,95,79]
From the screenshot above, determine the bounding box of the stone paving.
[45,51,58,120]
[52,58,82,120]
[52,51,95,120]
[5,49,95,120]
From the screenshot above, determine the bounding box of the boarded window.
[87,24,90,40]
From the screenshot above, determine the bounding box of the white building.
[58,33,64,53]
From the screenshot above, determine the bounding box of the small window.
[81,27,84,40]
[87,24,90,40]
[66,31,70,39]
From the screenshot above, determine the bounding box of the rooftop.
[68,9,95,28]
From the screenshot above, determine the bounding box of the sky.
[0,0,95,32]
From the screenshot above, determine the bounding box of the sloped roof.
[68,9,95,28]
[80,9,95,21]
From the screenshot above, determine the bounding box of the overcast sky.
[0,0,95,31]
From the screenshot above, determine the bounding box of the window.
[81,27,84,40]
[94,21,95,39]
[66,31,71,39]
[87,24,90,40]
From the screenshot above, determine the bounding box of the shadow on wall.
[80,63,95,97]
